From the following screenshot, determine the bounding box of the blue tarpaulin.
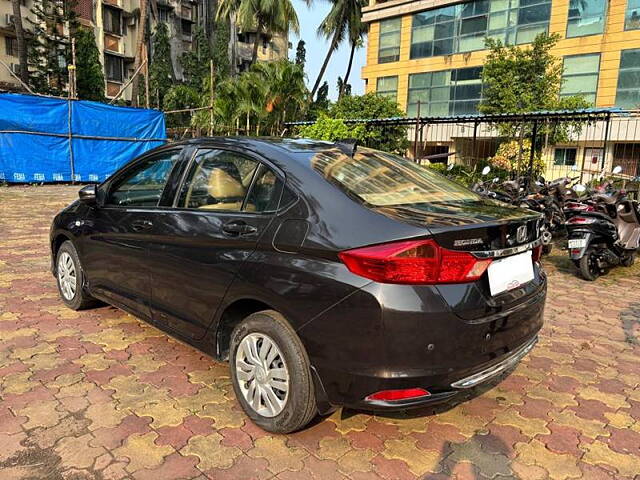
[0,93,166,183]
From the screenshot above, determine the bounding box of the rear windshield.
[311,148,479,207]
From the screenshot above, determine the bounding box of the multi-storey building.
[361,0,640,175]
[0,0,35,91]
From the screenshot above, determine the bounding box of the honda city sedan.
[50,138,546,433]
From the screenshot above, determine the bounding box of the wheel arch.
[51,231,75,273]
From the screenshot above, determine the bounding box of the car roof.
[175,137,338,157]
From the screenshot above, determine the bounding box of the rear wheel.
[56,241,99,310]
[230,310,317,433]
[579,247,601,281]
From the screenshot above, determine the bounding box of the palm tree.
[11,0,28,85]
[311,0,364,99]
[217,0,303,66]
[339,0,366,99]
[252,60,308,132]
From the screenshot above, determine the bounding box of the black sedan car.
[50,137,546,433]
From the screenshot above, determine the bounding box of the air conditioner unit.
[4,14,15,27]
[127,16,136,27]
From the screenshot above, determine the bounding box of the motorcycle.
[566,166,640,280]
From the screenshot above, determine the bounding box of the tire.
[622,254,635,267]
[229,310,317,433]
[55,241,99,310]
[579,247,600,281]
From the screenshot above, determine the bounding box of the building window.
[561,54,600,104]
[407,67,482,117]
[376,76,398,101]
[103,6,122,35]
[566,0,606,38]
[626,0,640,29]
[616,48,640,109]
[5,37,17,57]
[554,148,577,166]
[410,0,551,60]
[158,7,170,23]
[378,18,401,63]
[104,54,124,82]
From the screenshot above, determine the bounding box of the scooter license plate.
[568,238,587,249]
[488,251,534,296]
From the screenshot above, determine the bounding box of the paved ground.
[0,185,639,480]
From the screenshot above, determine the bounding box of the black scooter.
[566,168,640,280]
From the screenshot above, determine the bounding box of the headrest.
[207,168,246,199]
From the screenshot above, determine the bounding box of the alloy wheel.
[57,252,77,300]
[235,333,289,417]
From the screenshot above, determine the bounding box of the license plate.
[487,251,534,296]
[568,238,587,249]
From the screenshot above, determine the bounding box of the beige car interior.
[184,161,256,211]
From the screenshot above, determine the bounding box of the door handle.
[222,221,257,236]
[131,219,153,232]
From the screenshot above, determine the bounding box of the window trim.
[553,147,578,166]
[101,147,184,209]
[615,48,640,109]
[376,75,399,101]
[170,145,287,215]
[378,17,402,64]
[103,5,123,36]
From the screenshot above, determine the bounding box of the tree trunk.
[246,112,250,135]
[339,42,356,99]
[311,31,340,99]
[251,25,263,66]
[131,0,148,106]
[11,0,28,85]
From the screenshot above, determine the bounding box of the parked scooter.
[565,166,640,280]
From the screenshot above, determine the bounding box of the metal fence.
[286,108,640,188]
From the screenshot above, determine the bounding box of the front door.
[81,149,182,318]
[147,147,283,339]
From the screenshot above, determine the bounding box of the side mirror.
[78,185,97,205]
[573,184,586,193]
[613,165,623,174]
[481,166,491,176]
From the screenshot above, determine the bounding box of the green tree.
[212,19,231,81]
[300,92,408,153]
[295,39,306,67]
[307,81,330,119]
[74,28,105,102]
[163,85,200,127]
[480,33,591,175]
[149,22,174,109]
[217,0,302,65]
[27,0,78,95]
[180,26,212,89]
[311,0,364,99]
[480,33,591,117]
[297,114,364,141]
[336,76,351,97]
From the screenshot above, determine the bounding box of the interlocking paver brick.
[1,184,639,479]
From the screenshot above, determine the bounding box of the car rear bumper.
[301,269,546,411]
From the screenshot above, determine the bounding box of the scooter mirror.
[492,177,499,183]
[613,165,623,174]
[482,166,491,175]
[447,163,454,171]
[573,184,586,193]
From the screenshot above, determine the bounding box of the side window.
[245,165,285,213]
[107,150,180,207]
[178,149,259,210]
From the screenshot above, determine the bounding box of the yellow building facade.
[362,0,640,114]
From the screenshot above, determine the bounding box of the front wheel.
[621,254,635,267]
[230,310,317,433]
[56,241,99,310]
[578,247,601,281]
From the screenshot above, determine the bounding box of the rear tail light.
[338,239,492,284]
[532,245,542,262]
[365,388,430,402]
[567,216,597,224]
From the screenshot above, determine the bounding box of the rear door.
[81,148,183,318]
[147,147,284,339]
